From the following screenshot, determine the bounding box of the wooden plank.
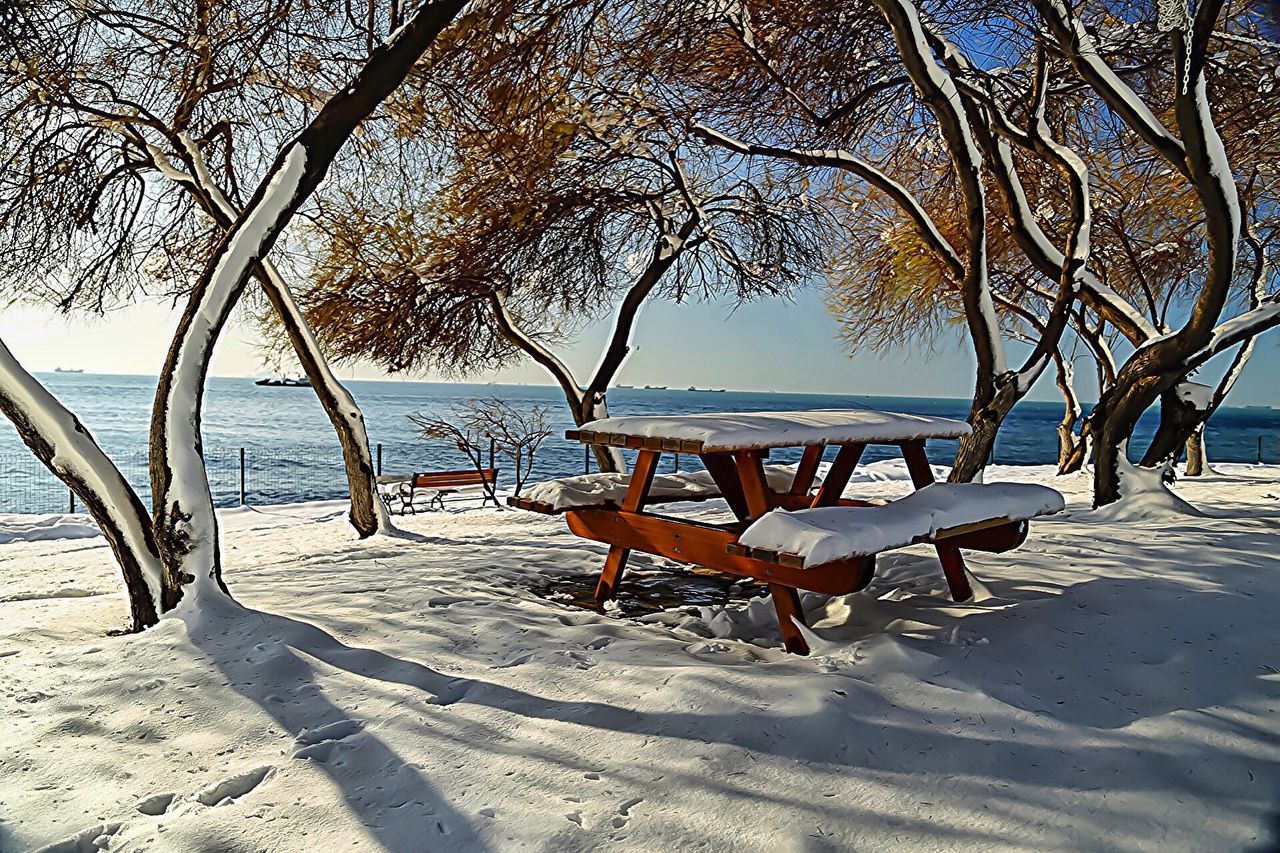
[935,519,1029,553]
[413,468,497,488]
[933,515,1013,539]
[778,552,806,570]
[507,496,557,515]
[564,508,873,597]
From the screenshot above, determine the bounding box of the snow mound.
[1090,456,1203,521]
[0,513,101,544]
[738,482,1065,566]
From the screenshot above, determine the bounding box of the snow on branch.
[1035,0,1189,175]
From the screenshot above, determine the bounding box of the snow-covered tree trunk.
[0,338,162,630]
[1141,222,1268,474]
[150,0,466,611]
[167,138,390,536]
[1036,0,1242,506]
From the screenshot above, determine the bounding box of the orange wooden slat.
[564,508,872,597]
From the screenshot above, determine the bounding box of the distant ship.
[255,376,311,388]
[54,367,84,374]
[643,385,667,390]
[617,384,635,389]
[687,387,726,393]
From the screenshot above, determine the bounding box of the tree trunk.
[254,274,389,535]
[150,0,466,611]
[1086,373,1166,506]
[1184,428,1207,476]
[1141,388,1205,468]
[0,339,161,630]
[574,392,625,473]
[1052,353,1081,471]
[167,138,388,537]
[950,378,1026,483]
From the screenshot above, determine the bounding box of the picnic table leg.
[900,440,974,603]
[769,584,810,655]
[733,451,773,520]
[790,444,825,496]
[811,443,865,507]
[700,452,751,522]
[935,546,974,602]
[595,546,632,603]
[593,449,661,602]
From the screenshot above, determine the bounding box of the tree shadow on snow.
[186,603,489,851]
[194,570,1280,827]
[898,571,1280,729]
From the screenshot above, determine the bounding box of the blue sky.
[1,290,1276,405]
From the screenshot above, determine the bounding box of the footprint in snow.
[196,766,273,806]
[491,652,534,669]
[136,792,177,816]
[31,821,121,853]
[295,718,364,746]
[612,796,644,828]
[292,719,365,761]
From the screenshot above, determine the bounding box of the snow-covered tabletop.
[522,464,819,512]
[575,409,971,452]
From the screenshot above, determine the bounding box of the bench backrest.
[413,468,498,489]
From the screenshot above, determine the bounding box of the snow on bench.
[516,465,818,513]
[737,482,1065,568]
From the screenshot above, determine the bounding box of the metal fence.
[1,434,1278,516]
[0,446,391,515]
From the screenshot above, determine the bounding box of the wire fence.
[0,434,1278,516]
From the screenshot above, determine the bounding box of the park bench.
[380,468,499,514]
[511,410,1064,654]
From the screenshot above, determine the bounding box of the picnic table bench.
[378,468,499,514]
[511,410,1063,655]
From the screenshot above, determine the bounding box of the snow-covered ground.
[1,462,1278,851]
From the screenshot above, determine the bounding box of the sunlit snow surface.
[1,462,1279,851]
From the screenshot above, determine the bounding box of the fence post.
[68,488,75,514]
[674,452,680,473]
[239,447,246,505]
[489,437,495,472]
[376,443,383,477]
[584,445,590,475]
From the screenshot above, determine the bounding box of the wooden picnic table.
[513,409,1059,655]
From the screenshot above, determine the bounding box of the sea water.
[0,373,1275,513]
